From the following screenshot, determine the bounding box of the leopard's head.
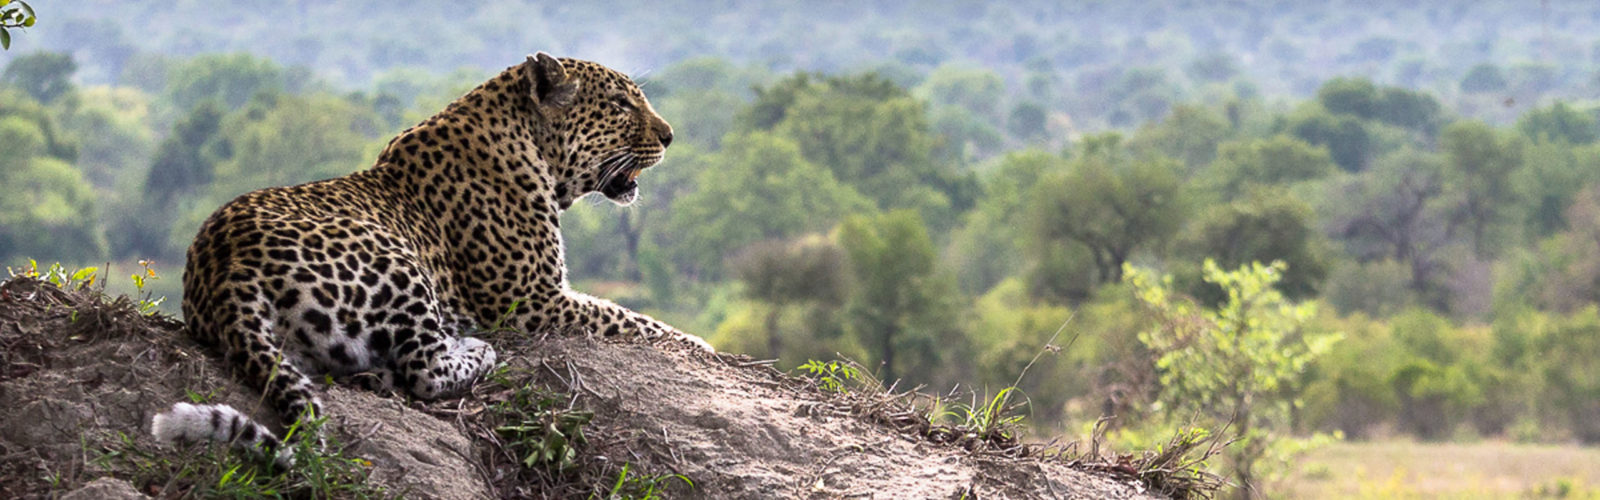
[523,52,673,208]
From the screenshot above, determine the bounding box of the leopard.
[151,53,712,463]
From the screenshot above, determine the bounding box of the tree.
[1128,104,1233,175]
[1185,51,1240,83]
[1025,134,1186,286]
[1460,63,1508,94]
[114,101,224,260]
[752,71,976,229]
[947,149,1064,295]
[1534,307,1600,443]
[838,210,961,383]
[0,113,102,264]
[1207,135,1336,199]
[1326,151,1455,305]
[1006,101,1048,141]
[1,51,75,103]
[54,86,157,189]
[1517,101,1597,145]
[1287,108,1371,172]
[916,64,1006,124]
[163,53,290,111]
[1375,87,1445,136]
[1511,185,1600,313]
[1441,120,1524,259]
[731,237,848,360]
[664,131,869,279]
[1316,77,1379,120]
[1129,260,1341,499]
[1177,187,1330,301]
[206,92,381,195]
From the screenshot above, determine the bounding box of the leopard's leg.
[522,289,714,352]
[378,263,497,400]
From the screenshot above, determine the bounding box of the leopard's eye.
[609,95,635,111]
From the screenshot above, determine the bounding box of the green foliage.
[946,149,1063,295]
[796,359,861,393]
[1386,309,1488,440]
[664,131,869,278]
[1287,106,1372,172]
[494,382,596,472]
[1006,101,1047,141]
[838,210,962,383]
[1129,104,1233,174]
[130,259,167,314]
[113,100,223,259]
[0,109,103,264]
[0,0,35,49]
[1521,140,1600,237]
[594,463,692,500]
[1175,187,1330,302]
[92,418,381,498]
[2,51,74,103]
[1529,307,1600,443]
[1373,86,1444,136]
[1024,134,1186,287]
[163,53,292,111]
[946,386,1027,441]
[1128,260,1342,496]
[55,86,159,188]
[1317,77,1379,120]
[7,259,97,289]
[749,71,976,229]
[1186,52,1240,83]
[1460,63,1508,93]
[1517,101,1598,145]
[1441,120,1524,258]
[1206,134,1336,199]
[1322,150,1453,305]
[732,236,848,359]
[916,64,1006,123]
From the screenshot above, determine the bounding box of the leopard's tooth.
[628,169,642,181]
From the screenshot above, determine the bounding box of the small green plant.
[592,462,692,500]
[494,381,595,472]
[949,386,1027,441]
[184,388,218,404]
[796,359,860,393]
[0,0,36,49]
[130,260,167,314]
[90,415,382,498]
[8,259,98,289]
[487,298,527,333]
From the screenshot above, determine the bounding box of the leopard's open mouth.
[600,168,640,199]
[598,153,659,201]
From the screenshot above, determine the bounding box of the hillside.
[0,275,1214,499]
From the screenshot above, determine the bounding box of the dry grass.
[787,356,1228,499]
[1276,440,1600,499]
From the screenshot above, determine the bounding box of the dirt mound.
[0,276,1174,499]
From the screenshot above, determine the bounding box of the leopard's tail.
[152,402,294,467]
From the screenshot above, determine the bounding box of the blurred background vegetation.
[5,1,1600,497]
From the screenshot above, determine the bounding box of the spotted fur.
[153,53,711,455]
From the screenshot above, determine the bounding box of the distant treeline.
[5,9,1600,450]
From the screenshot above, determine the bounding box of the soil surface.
[0,276,1164,499]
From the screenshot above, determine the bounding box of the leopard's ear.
[526,52,580,109]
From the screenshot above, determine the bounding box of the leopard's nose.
[659,129,673,149]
